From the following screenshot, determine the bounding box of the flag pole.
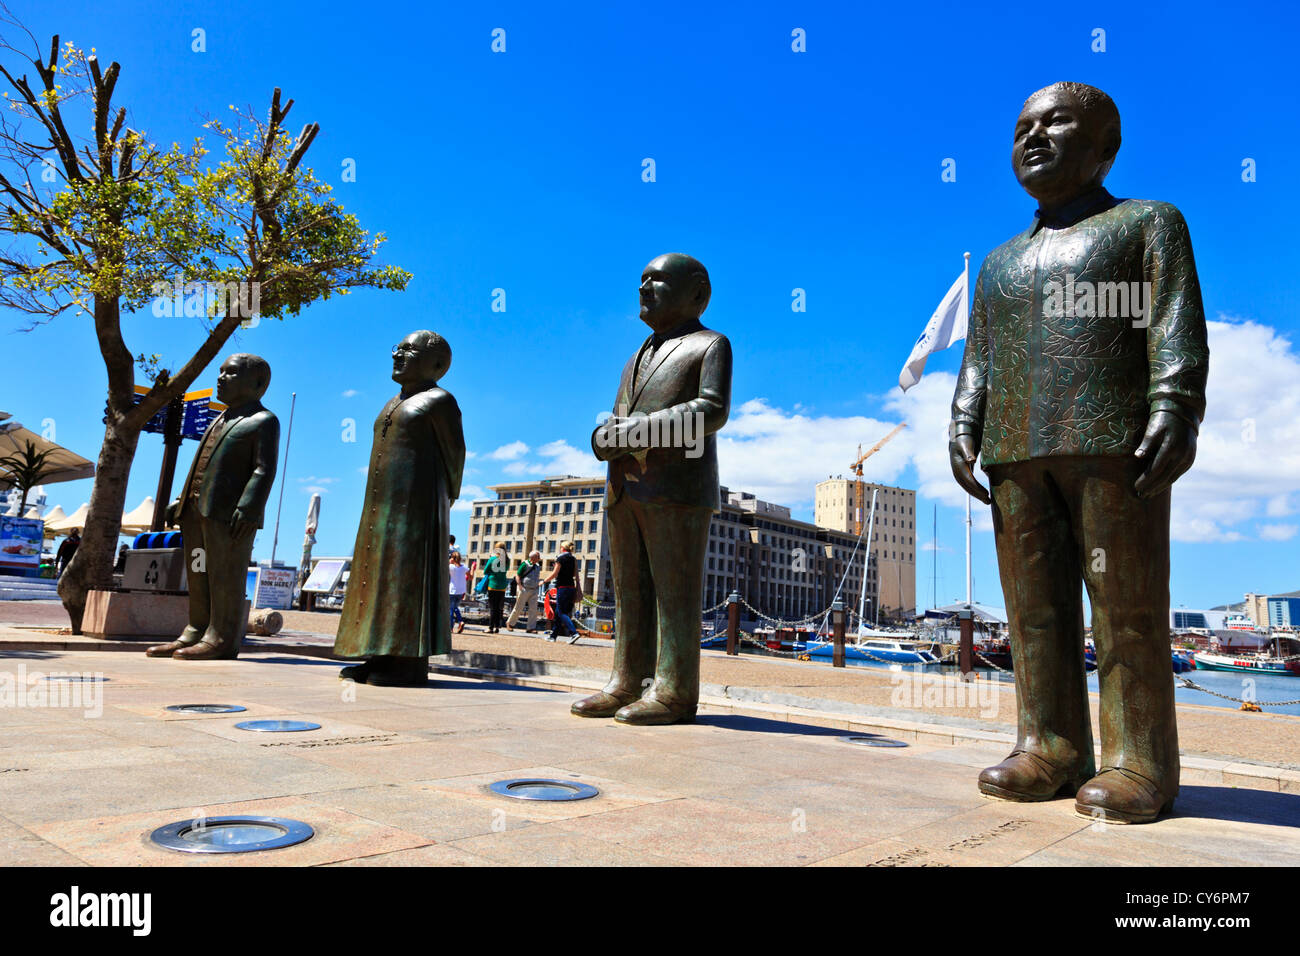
[963,251,972,611]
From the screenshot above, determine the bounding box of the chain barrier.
[973,649,1014,674]
[1177,677,1300,708]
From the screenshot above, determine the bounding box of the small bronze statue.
[147,354,279,660]
[333,331,465,686]
[950,82,1209,823]
[573,253,732,725]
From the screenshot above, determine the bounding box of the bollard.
[958,606,974,679]
[725,591,740,656]
[249,609,283,636]
[831,598,845,668]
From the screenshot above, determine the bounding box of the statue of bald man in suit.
[147,353,279,661]
[573,253,732,725]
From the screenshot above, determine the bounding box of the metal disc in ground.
[165,704,247,714]
[487,778,600,801]
[149,815,314,854]
[234,719,321,733]
[42,675,107,682]
[838,734,909,748]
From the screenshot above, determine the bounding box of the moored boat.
[1192,651,1300,675]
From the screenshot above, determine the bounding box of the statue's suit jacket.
[951,187,1209,468]
[594,322,732,511]
[175,401,280,528]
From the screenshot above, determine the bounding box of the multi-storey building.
[813,478,917,617]
[465,477,880,622]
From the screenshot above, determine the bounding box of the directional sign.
[107,386,228,440]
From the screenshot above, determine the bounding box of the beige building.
[1243,592,1270,628]
[465,477,880,623]
[814,478,917,617]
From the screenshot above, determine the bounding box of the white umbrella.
[46,503,89,534]
[39,505,67,538]
[299,493,321,581]
[119,496,157,535]
[0,412,95,488]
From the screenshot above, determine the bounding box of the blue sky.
[4,0,1298,613]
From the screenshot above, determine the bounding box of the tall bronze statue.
[950,82,1209,823]
[333,331,465,686]
[147,354,279,661]
[573,253,732,725]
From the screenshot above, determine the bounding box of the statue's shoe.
[614,698,696,726]
[338,661,372,683]
[173,637,234,661]
[146,627,202,658]
[978,750,1085,802]
[1074,767,1174,824]
[571,689,640,718]
[365,658,428,687]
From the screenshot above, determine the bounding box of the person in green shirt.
[481,541,510,633]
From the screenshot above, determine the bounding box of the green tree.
[0,438,55,512]
[0,21,410,630]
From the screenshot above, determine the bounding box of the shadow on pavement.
[1171,785,1300,828]
[694,713,849,738]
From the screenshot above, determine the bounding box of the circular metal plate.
[165,704,247,714]
[149,815,314,854]
[487,778,600,801]
[234,719,321,733]
[838,734,909,748]
[43,675,107,682]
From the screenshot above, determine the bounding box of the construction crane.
[850,423,906,535]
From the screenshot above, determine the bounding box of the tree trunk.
[57,421,141,633]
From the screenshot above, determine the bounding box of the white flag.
[898,261,969,392]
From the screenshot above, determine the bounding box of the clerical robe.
[334,386,464,659]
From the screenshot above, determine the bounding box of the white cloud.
[303,485,331,496]
[1259,524,1298,542]
[1167,318,1300,541]
[496,439,601,478]
[488,440,529,461]
[297,475,338,484]
[341,389,358,398]
[452,484,485,512]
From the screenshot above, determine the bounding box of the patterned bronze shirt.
[952,187,1209,467]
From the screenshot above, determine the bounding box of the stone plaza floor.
[2,644,1298,866]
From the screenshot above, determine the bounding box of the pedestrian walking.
[544,541,583,643]
[506,550,542,632]
[55,529,80,577]
[448,550,468,634]
[482,541,510,633]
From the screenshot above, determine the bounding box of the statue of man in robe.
[950,82,1209,823]
[334,330,465,686]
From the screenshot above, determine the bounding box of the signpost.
[106,385,228,531]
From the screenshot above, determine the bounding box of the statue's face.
[215,357,262,407]
[639,255,706,333]
[1012,88,1112,203]
[392,333,444,384]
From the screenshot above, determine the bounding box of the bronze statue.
[573,254,732,725]
[333,331,465,686]
[950,82,1209,823]
[147,354,279,660]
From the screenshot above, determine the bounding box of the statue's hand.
[1134,410,1197,498]
[229,507,256,541]
[949,434,991,505]
[592,417,627,462]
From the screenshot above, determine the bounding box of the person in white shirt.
[448,550,469,634]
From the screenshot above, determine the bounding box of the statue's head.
[1013,82,1121,206]
[217,353,271,406]
[639,253,710,334]
[392,330,451,385]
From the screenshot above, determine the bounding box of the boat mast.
[858,488,878,633]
